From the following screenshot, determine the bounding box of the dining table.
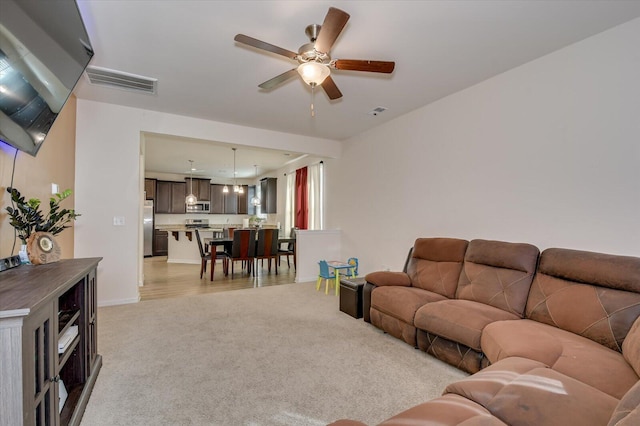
[204,235,296,276]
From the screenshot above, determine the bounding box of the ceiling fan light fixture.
[297,62,330,86]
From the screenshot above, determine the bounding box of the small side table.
[339,277,366,319]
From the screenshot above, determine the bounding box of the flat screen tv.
[0,0,93,156]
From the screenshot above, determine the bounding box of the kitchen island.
[156,225,224,264]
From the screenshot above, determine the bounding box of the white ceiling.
[73,1,640,176]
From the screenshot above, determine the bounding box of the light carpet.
[80,282,467,426]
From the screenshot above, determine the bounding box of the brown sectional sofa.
[329,238,640,426]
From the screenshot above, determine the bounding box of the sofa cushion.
[445,357,619,426]
[481,319,639,399]
[608,380,640,426]
[371,286,447,325]
[378,394,507,426]
[527,248,640,353]
[456,240,539,317]
[405,237,468,298]
[622,317,640,377]
[415,299,519,351]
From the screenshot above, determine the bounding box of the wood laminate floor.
[141,255,297,301]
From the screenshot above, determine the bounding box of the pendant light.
[232,148,244,194]
[250,165,261,207]
[185,160,197,205]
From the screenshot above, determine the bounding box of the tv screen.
[0,0,93,156]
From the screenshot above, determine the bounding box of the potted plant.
[5,187,80,263]
[248,215,265,228]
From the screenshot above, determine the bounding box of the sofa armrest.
[365,271,411,287]
[363,272,410,324]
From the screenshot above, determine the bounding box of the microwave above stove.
[186,201,210,213]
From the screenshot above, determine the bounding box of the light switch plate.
[113,216,125,226]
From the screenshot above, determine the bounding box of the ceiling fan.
[234,7,395,100]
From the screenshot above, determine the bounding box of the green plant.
[249,215,265,226]
[5,187,80,244]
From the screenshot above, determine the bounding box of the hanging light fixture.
[297,61,330,117]
[297,62,330,86]
[232,148,244,194]
[250,164,261,207]
[185,160,197,205]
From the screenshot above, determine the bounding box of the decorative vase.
[26,232,61,265]
[19,244,31,264]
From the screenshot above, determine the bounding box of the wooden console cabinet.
[0,258,102,426]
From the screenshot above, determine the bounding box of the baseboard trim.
[296,275,317,283]
[98,296,140,307]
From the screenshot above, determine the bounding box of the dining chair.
[316,260,336,295]
[278,227,297,269]
[255,228,279,274]
[224,228,256,277]
[195,229,227,280]
[347,257,358,277]
[224,227,236,238]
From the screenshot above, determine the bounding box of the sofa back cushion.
[456,239,539,317]
[527,248,640,353]
[406,238,469,298]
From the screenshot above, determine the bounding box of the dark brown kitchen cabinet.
[156,181,186,214]
[144,178,156,200]
[209,184,247,214]
[170,182,186,213]
[186,178,210,201]
[224,189,238,214]
[260,177,277,214]
[153,230,168,256]
[237,185,248,214]
[210,184,226,214]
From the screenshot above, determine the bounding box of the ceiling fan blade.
[321,76,343,100]
[314,7,350,53]
[234,34,298,59]
[258,69,298,90]
[333,59,395,73]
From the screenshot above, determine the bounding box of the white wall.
[327,18,640,276]
[75,102,341,306]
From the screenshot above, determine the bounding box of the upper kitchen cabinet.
[156,181,186,214]
[144,178,156,200]
[186,178,211,201]
[210,184,226,214]
[209,184,248,214]
[260,178,277,214]
[237,185,248,215]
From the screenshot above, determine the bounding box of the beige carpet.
[81,282,466,426]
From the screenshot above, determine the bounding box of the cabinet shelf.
[59,309,80,335]
[58,335,80,370]
[59,383,84,425]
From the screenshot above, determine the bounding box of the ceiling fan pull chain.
[310,84,316,117]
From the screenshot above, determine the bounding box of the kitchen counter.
[155,225,224,232]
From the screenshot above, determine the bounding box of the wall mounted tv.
[0,0,93,156]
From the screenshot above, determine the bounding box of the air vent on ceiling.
[85,66,157,94]
[367,106,387,116]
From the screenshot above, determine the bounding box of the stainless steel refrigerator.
[143,200,154,257]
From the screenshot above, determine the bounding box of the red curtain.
[295,167,308,229]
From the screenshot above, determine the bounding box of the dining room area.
[141,223,297,301]
[141,243,296,301]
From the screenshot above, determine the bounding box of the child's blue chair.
[316,260,336,295]
[347,257,359,277]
